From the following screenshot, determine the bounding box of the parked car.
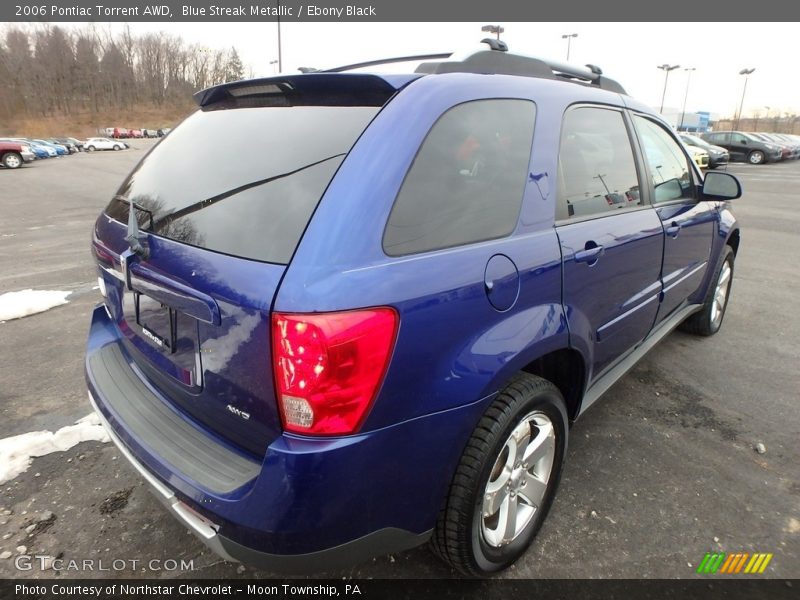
[756,133,800,160]
[64,137,85,152]
[129,129,144,138]
[52,137,84,152]
[113,127,129,139]
[0,140,35,168]
[32,139,68,156]
[15,139,56,158]
[141,128,158,138]
[0,138,39,160]
[747,132,793,161]
[679,133,729,169]
[773,134,800,159]
[85,137,127,151]
[47,138,78,154]
[86,44,742,576]
[702,131,782,164]
[157,128,171,137]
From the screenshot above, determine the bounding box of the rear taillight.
[271,308,398,436]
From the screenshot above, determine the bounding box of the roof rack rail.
[323,53,453,73]
[315,40,626,95]
[415,41,627,95]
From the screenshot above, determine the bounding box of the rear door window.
[382,99,536,256]
[106,105,380,264]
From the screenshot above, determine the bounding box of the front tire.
[431,373,568,576]
[2,152,23,169]
[748,150,765,165]
[87,145,96,152]
[680,245,734,336]
[113,145,121,151]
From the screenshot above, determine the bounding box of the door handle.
[574,243,604,265]
[665,221,681,238]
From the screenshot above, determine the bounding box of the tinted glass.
[557,107,642,220]
[106,105,379,264]
[634,116,695,204]
[383,99,535,256]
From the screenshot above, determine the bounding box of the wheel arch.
[519,347,586,422]
[726,227,741,256]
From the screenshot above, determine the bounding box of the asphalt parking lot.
[0,142,798,580]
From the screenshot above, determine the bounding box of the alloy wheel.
[481,411,556,548]
[710,260,732,328]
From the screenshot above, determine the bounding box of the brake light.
[271,308,398,435]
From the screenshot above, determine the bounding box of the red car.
[0,140,35,168]
[112,128,129,139]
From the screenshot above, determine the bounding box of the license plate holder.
[134,292,178,354]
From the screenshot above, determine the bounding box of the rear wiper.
[115,195,153,259]
[153,153,346,230]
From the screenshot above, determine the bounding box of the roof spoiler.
[192,73,412,108]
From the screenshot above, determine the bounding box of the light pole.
[276,0,283,72]
[481,24,504,40]
[657,64,680,114]
[561,33,578,61]
[679,67,696,131]
[735,68,755,130]
[269,59,278,74]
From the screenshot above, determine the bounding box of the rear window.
[106,104,379,264]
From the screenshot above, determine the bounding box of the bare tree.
[0,24,250,126]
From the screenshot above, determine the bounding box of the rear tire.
[113,145,121,151]
[748,150,765,165]
[680,245,734,336]
[2,152,23,169]
[87,145,96,152]
[431,373,568,576]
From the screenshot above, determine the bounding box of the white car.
[85,138,127,152]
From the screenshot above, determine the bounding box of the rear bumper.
[88,388,428,572]
[86,304,481,572]
[21,151,35,162]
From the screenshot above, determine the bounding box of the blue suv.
[85,42,742,576]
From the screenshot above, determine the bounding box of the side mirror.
[702,171,742,200]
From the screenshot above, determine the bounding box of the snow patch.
[0,413,110,484]
[0,289,71,321]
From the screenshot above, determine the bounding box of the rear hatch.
[93,74,403,457]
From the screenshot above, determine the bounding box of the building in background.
[659,107,716,132]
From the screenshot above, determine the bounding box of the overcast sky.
[60,21,797,118]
